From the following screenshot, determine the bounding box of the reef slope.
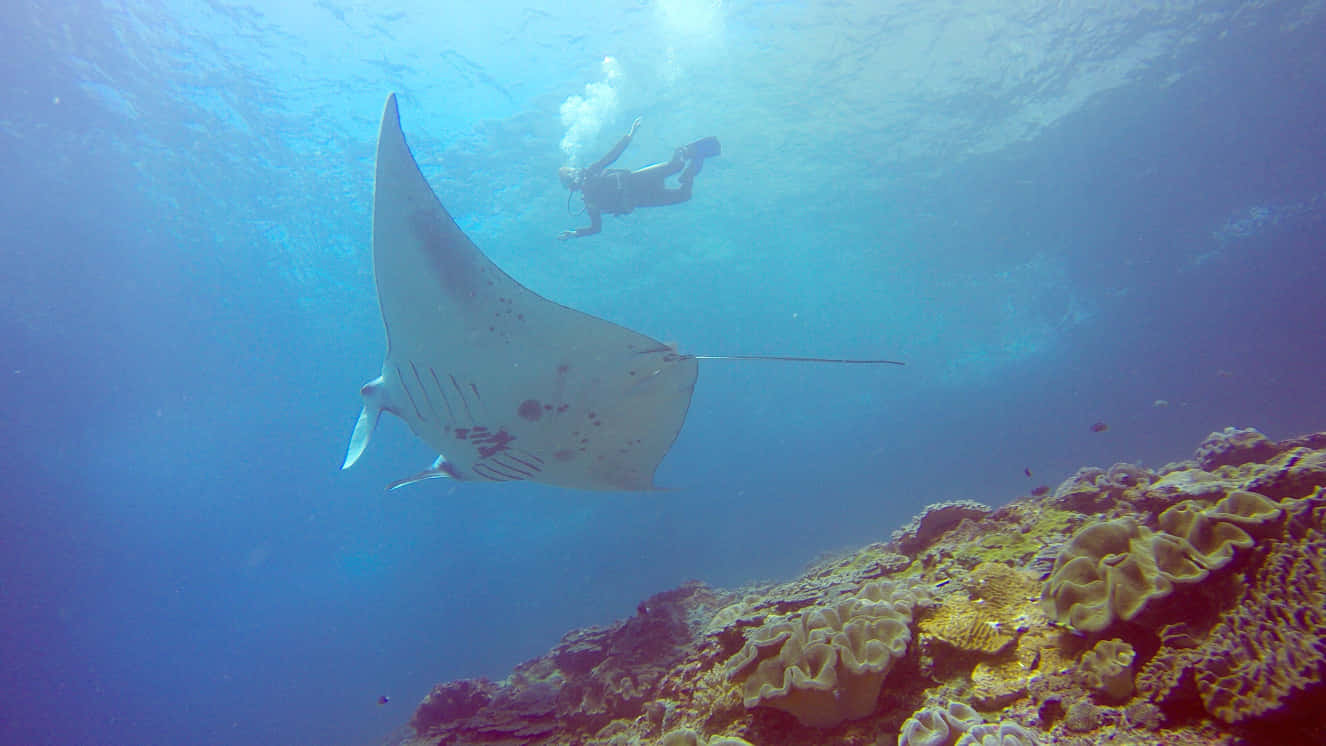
[398,427,1326,746]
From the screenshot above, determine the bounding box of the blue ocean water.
[2,1,1324,744]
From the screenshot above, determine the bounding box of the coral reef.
[396,427,1326,746]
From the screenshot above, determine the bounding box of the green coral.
[1040,517,1206,633]
[1042,492,1286,633]
[725,580,922,727]
[1157,490,1282,566]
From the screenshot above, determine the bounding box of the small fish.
[378,696,390,705]
[1090,421,1109,433]
[1153,399,1169,408]
[1031,485,1050,497]
[1024,467,1032,478]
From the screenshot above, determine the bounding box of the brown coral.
[1050,463,1153,512]
[1192,505,1326,723]
[1246,447,1326,500]
[658,729,755,746]
[1134,493,1326,727]
[1194,426,1279,470]
[1077,639,1135,702]
[892,500,992,556]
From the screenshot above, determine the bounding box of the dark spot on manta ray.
[543,403,553,411]
[557,364,569,374]
[554,449,575,461]
[517,399,542,421]
[408,209,478,298]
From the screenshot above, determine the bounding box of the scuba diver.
[558,117,721,239]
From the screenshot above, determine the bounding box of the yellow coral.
[952,509,1075,567]
[922,562,1039,653]
[919,596,1016,655]
[965,562,1039,607]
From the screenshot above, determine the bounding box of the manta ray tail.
[692,354,905,365]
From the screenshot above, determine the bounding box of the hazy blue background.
[2,1,1324,744]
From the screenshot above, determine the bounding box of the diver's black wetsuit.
[562,130,709,239]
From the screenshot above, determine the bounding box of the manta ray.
[343,93,901,491]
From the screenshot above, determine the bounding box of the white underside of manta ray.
[343,93,901,492]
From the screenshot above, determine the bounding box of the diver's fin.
[684,136,721,159]
[386,456,457,491]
